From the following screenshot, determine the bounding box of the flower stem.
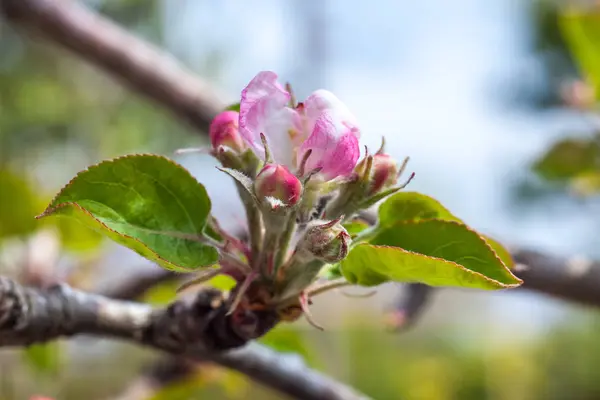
[260,228,278,277]
[237,185,263,268]
[273,213,297,277]
[276,258,326,301]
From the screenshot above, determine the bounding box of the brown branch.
[0,0,225,133]
[0,276,369,400]
[512,248,600,307]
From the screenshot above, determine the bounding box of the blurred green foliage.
[0,170,39,238]
[560,8,600,100]
[150,368,250,400]
[259,325,319,368]
[512,0,577,109]
[22,343,61,378]
[532,4,600,196]
[533,137,600,181]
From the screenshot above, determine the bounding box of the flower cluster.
[205,71,412,327]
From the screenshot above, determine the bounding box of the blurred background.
[2,0,600,399]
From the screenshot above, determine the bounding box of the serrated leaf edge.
[38,153,207,213]
[344,243,522,289]
[378,191,459,226]
[38,201,217,272]
[373,219,523,285]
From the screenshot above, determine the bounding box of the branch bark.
[0,276,368,400]
[0,0,225,133]
[512,248,600,307]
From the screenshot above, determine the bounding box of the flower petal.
[239,71,296,165]
[300,111,360,180]
[303,89,359,139]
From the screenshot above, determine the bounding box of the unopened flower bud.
[209,111,245,153]
[368,154,399,195]
[298,218,351,263]
[254,164,303,208]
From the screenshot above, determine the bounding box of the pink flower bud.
[368,154,399,195]
[298,218,351,263]
[209,111,245,153]
[254,164,303,207]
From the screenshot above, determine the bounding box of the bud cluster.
[192,71,413,329]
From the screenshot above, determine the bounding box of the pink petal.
[300,111,360,180]
[303,89,359,139]
[239,71,296,164]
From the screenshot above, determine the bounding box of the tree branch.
[0,0,225,133]
[512,248,600,307]
[0,276,368,400]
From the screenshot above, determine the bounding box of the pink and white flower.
[238,71,361,181]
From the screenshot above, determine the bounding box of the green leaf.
[343,219,522,289]
[0,170,39,239]
[482,235,515,269]
[344,220,370,237]
[225,102,240,112]
[204,217,223,242]
[23,343,61,376]
[560,10,600,99]
[342,243,520,289]
[371,220,520,286]
[375,192,515,272]
[38,154,218,272]
[378,192,460,228]
[533,138,600,181]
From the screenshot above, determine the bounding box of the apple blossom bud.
[254,164,303,208]
[297,218,351,263]
[368,154,399,195]
[209,111,245,153]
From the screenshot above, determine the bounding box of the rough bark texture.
[0,277,369,400]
